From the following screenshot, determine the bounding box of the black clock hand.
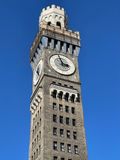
[58,55,64,66]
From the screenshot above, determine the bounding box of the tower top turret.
[39,5,67,29]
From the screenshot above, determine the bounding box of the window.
[61,158,65,160]
[53,115,57,122]
[70,94,75,103]
[60,116,63,124]
[66,117,70,125]
[68,159,72,160]
[58,91,63,99]
[47,21,51,26]
[60,143,65,152]
[65,106,69,113]
[56,21,61,28]
[51,90,57,98]
[67,130,70,139]
[71,107,75,114]
[67,144,72,153]
[64,93,69,101]
[76,93,80,102]
[53,127,57,136]
[73,132,77,140]
[53,156,58,160]
[72,119,76,126]
[53,141,57,150]
[59,104,63,111]
[74,145,78,154]
[60,129,64,137]
[53,103,57,110]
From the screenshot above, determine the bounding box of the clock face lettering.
[33,60,43,85]
[50,55,75,75]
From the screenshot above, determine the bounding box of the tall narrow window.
[66,117,70,125]
[60,143,65,152]
[71,107,75,114]
[76,93,80,102]
[60,116,63,124]
[53,103,57,110]
[72,119,76,126]
[74,145,78,154]
[51,90,57,98]
[60,129,64,137]
[64,93,69,101]
[65,106,69,113]
[70,94,75,103]
[59,104,63,111]
[53,115,57,123]
[67,144,72,153]
[73,131,77,140]
[53,141,57,150]
[58,91,63,100]
[53,127,57,136]
[67,130,70,139]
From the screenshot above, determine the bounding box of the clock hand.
[58,55,70,68]
[58,55,64,66]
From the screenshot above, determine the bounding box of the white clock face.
[50,55,75,75]
[33,60,43,85]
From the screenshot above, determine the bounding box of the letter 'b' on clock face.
[50,55,75,75]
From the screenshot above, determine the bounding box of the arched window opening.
[76,93,80,102]
[57,91,63,100]
[64,92,69,101]
[47,21,51,26]
[70,94,75,103]
[56,21,61,28]
[51,90,57,98]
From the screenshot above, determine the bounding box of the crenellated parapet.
[39,5,67,29]
[30,25,80,69]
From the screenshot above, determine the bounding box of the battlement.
[39,5,67,29]
[41,5,64,12]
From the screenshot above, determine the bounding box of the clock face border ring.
[33,60,43,85]
[50,54,75,75]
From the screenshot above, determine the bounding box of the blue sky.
[0,0,120,159]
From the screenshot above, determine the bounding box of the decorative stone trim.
[50,84,80,102]
[30,92,42,114]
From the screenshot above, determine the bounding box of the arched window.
[57,91,63,99]
[47,21,51,26]
[56,21,61,28]
[51,90,57,98]
[76,93,80,102]
[64,92,69,101]
[70,94,75,103]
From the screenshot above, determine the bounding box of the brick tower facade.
[29,5,87,160]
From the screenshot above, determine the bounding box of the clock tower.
[29,5,87,160]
